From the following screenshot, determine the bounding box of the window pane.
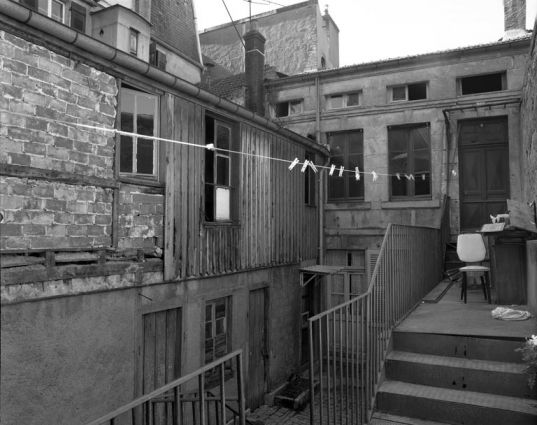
[51,1,63,22]
[348,176,364,198]
[205,185,215,222]
[216,156,229,185]
[392,86,406,101]
[328,156,345,199]
[330,95,343,109]
[137,138,154,174]
[205,322,213,339]
[391,176,407,197]
[205,339,214,363]
[206,305,213,321]
[329,133,346,155]
[389,129,407,151]
[120,136,133,173]
[215,335,227,357]
[37,0,47,14]
[412,127,430,149]
[216,125,230,150]
[215,187,230,220]
[289,101,302,115]
[408,82,427,100]
[390,152,408,173]
[415,173,431,196]
[347,93,360,106]
[348,133,363,154]
[205,150,214,183]
[215,318,226,335]
[414,149,430,174]
[215,300,226,318]
[275,103,289,117]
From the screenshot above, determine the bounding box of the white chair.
[456,233,491,304]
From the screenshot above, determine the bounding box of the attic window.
[150,42,167,71]
[274,100,302,118]
[390,82,427,102]
[130,29,139,55]
[70,3,86,33]
[21,0,65,23]
[459,73,506,95]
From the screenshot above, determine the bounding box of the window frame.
[327,91,362,110]
[130,28,139,56]
[21,0,65,23]
[204,114,239,224]
[204,296,233,384]
[388,123,432,200]
[327,130,365,202]
[388,82,428,102]
[457,72,507,96]
[118,87,160,180]
[274,99,303,118]
[70,2,87,33]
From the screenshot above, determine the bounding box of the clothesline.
[7,112,433,180]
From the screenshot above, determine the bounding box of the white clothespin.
[372,171,378,181]
[339,166,344,177]
[396,173,401,180]
[206,143,216,151]
[409,174,415,180]
[452,170,457,177]
[309,161,318,173]
[288,158,300,170]
[422,174,426,180]
[301,160,309,173]
[329,164,336,176]
[405,174,411,180]
[355,167,360,181]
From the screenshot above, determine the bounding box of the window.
[327,130,364,201]
[21,0,65,23]
[204,115,238,222]
[388,124,431,199]
[150,42,167,71]
[304,152,316,205]
[119,88,159,177]
[274,100,302,118]
[389,82,427,102]
[130,29,139,55]
[328,92,362,109]
[70,3,86,33]
[458,72,506,95]
[204,297,232,382]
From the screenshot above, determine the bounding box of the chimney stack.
[243,20,266,115]
[503,0,527,40]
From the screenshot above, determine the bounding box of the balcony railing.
[86,350,246,425]
[308,198,450,424]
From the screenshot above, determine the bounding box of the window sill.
[203,222,241,228]
[382,199,440,209]
[326,202,371,211]
[119,176,164,188]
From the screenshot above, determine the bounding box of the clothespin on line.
[309,161,318,173]
[371,171,378,181]
[288,158,300,170]
[329,164,336,176]
[339,166,344,177]
[206,143,216,151]
[355,167,360,181]
[301,160,309,173]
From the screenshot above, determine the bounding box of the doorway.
[458,117,510,232]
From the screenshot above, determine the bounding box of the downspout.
[442,110,451,200]
[316,75,327,265]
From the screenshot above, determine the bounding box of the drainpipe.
[316,75,327,265]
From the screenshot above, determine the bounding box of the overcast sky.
[195,0,537,66]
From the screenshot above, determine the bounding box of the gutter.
[0,2,329,159]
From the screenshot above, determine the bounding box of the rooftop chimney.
[243,20,266,115]
[503,0,527,40]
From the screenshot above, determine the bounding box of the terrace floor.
[247,280,536,425]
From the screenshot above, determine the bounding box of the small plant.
[516,335,537,389]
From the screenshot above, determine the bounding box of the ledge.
[381,199,440,209]
[326,202,371,211]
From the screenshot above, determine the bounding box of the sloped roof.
[199,73,246,98]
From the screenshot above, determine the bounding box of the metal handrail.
[308,198,450,424]
[86,350,245,425]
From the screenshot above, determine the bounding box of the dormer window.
[389,82,427,102]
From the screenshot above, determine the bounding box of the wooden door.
[142,307,182,425]
[248,288,267,410]
[458,118,510,231]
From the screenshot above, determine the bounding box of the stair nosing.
[379,380,537,416]
[387,350,526,374]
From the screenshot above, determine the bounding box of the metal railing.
[86,350,246,425]
[308,209,450,424]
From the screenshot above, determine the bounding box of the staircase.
[372,331,537,424]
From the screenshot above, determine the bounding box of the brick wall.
[118,191,164,250]
[0,176,113,250]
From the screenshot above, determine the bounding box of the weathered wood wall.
[164,96,319,280]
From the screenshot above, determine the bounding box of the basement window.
[389,82,427,102]
[274,100,303,118]
[458,72,506,95]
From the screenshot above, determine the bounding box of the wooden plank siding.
[164,95,320,280]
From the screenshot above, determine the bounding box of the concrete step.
[392,332,526,364]
[370,412,451,424]
[386,351,536,399]
[376,380,537,425]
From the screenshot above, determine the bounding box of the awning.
[299,265,345,286]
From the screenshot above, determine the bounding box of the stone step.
[376,380,537,425]
[392,332,526,364]
[386,350,535,399]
